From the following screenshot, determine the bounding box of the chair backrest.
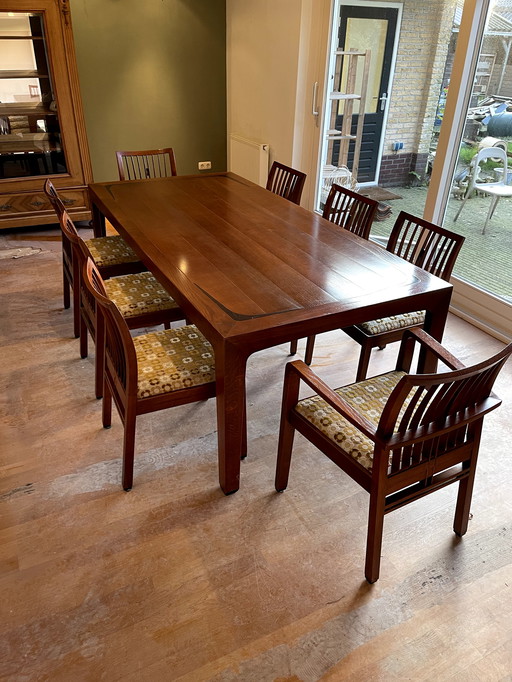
[322,183,378,239]
[44,178,66,221]
[387,211,465,281]
[116,148,177,181]
[377,332,512,478]
[468,145,508,192]
[266,161,307,205]
[82,257,137,396]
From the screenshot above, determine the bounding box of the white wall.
[226,0,332,207]
[226,0,303,168]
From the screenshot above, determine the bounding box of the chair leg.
[365,486,387,583]
[102,382,112,429]
[63,271,71,309]
[454,452,480,536]
[453,195,468,223]
[304,336,316,366]
[122,410,137,491]
[79,312,88,359]
[72,282,80,339]
[482,196,498,235]
[355,342,373,382]
[289,339,298,356]
[275,364,300,492]
[95,310,105,400]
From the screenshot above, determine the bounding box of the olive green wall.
[70,0,226,182]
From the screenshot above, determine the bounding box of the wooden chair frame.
[83,258,216,491]
[290,184,378,360]
[276,328,511,583]
[116,147,177,181]
[57,210,184,399]
[343,211,465,381]
[44,179,146,338]
[266,161,307,205]
[321,182,378,239]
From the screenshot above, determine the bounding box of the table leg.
[420,288,452,372]
[91,201,106,238]
[215,344,248,494]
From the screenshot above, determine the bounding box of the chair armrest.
[400,328,466,372]
[287,361,378,441]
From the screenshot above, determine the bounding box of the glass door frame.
[425,0,511,342]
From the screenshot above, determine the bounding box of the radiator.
[228,134,270,187]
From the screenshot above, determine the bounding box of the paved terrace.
[370,186,511,304]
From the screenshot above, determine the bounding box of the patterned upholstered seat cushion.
[133,325,215,398]
[104,272,180,319]
[84,235,140,268]
[358,310,425,336]
[295,371,408,471]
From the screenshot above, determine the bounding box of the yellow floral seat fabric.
[295,371,408,471]
[104,272,180,319]
[84,235,140,268]
[358,311,425,336]
[133,325,215,399]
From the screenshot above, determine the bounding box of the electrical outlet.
[198,161,212,170]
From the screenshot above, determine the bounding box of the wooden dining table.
[89,172,453,494]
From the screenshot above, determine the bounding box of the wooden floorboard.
[0,225,511,681]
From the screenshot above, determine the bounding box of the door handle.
[380,92,388,111]
[312,82,319,117]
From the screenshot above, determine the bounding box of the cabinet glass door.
[0,11,67,180]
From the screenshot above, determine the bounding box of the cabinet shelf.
[0,103,54,116]
[0,69,49,79]
[0,35,44,40]
[330,92,361,101]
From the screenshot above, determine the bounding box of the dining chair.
[44,179,145,338]
[342,211,465,381]
[289,184,378,360]
[299,211,465,377]
[266,161,307,205]
[275,327,512,583]
[321,182,379,239]
[83,257,216,491]
[58,209,184,399]
[116,147,177,181]
[453,145,512,234]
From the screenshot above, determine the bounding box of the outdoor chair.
[116,147,178,181]
[83,257,216,491]
[266,161,307,205]
[289,184,378,361]
[275,327,512,583]
[59,209,184,399]
[44,179,145,338]
[453,145,512,234]
[299,211,465,379]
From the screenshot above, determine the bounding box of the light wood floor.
[1,225,511,681]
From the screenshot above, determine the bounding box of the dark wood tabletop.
[89,172,453,494]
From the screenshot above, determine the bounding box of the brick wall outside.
[379,152,429,187]
[379,0,457,185]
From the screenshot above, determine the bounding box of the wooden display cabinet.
[0,0,92,229]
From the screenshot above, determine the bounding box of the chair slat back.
[377,341,512,475]
[83,258,136,394]
[266,161,307,205]
[44,178,66,220]
[116,148,177,181]
[322,184,378,240]
[387,211,465,281]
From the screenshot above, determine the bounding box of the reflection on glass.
[0,11,67,180]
